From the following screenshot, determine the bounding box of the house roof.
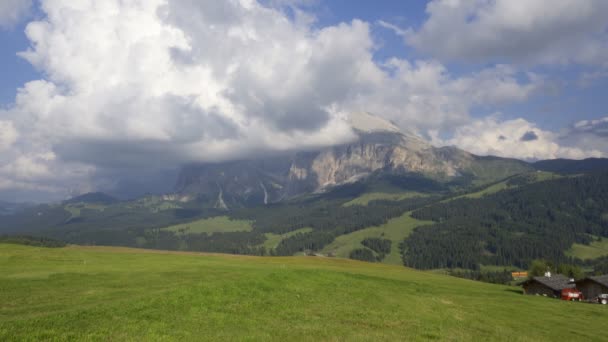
[577,275,608,288]
[523,275,575,291]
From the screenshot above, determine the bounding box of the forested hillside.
[404,172,608,270]
[2,167,608,275]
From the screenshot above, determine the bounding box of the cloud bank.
[432,116,605,160]
[0,0,605,200]
[406,0,608,65]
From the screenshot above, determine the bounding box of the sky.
[0,0,607,202]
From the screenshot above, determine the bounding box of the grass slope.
[162,216,253,235]
[322,212,433,265]
[447,171,561,202]
[343,192,427,207]
[263,228,313,249]
[460,181,509,199]
[566,238,608,260]
[129,196,182,213]
[64,203,106,219]
[1,244,606,341]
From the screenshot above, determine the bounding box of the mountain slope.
[534,158,608,174]
[0,201,33,216]
[1,162,606,275]
[64,192,119,205]
[405,172,608,269]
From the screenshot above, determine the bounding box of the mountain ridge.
[174,113,533,208]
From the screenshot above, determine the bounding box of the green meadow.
[262,227,314,249]
[343,191,427,207]
[64,203,106,219]
[448,171,561,202]
[162,216,253,235]
[566,238,608,260]
[1,243,606,341]
[322,212,432,265]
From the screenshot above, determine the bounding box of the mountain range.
[174,112,531,209]
[1,112,607,277]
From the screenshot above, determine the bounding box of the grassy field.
[460,181,509,199]
[64,203,106,219]
[162,216,253,235]
[130,196,182,213]
[566,238,608,260]
[1,244,606,341]
[322,212,433,265]
[263,228,313,249]
[448,171,561,202]
[343,192,427,207]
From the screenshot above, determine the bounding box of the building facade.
[575,275,608,300]
[522,275,574,297]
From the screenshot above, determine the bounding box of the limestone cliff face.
[173,113,530,208]
[288,131,474,192]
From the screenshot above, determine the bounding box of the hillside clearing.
[343,191,428,207]
[321,212,433,265]
[262,228,313,249]
[64,203,106,219]
[446,171,562,202]
[566,238,608,260]
[162,216,253,235]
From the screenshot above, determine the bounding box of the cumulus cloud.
[343,61,543,132]
[406,0,608,65]
[0,120,18,151]
[0,0,32,29]
[558,117,608,156]
[0,0,572,199]
[572,117,608,137]
[433,116,604,160]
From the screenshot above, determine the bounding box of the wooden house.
[575,275,608,300]
[521,274,574,297]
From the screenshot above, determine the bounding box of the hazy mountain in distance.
[63,192,119,205]
[534,158,608,174]
[0,201,34,216]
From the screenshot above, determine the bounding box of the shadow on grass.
[504,288,522,295]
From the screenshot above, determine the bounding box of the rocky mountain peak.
[174,112,532,208]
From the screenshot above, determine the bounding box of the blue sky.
[0,0,607,201]
[0,23,37,106]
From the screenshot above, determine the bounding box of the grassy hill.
[446,171,560,202]
[162,216,253,235]
[322,212,432,265]
[1,244,606,341]
[262,227,313,249]
[342,191,428,207]
[566,237,608,260]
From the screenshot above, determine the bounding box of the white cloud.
[560,116,608,155]
[0,120,18,151]
[0,0,32,29]
[0,0,561,198]
[406,0,608,65]
[343,61,543,131]
[377,20,406,36]
[433,116,604,160]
